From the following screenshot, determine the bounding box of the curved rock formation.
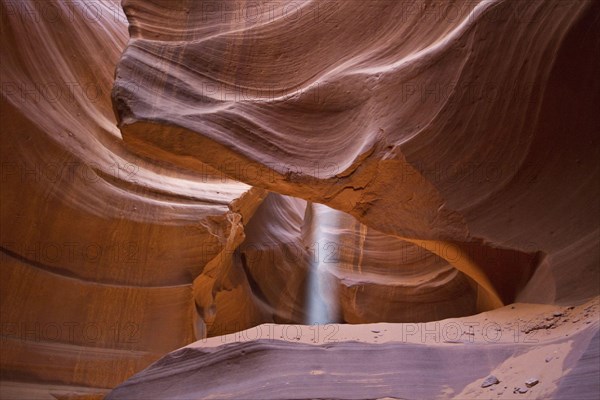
[107,300,600,400]
[1,0,599,399]
[0,0,266,396]
[112,0,599,310]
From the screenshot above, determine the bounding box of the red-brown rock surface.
[1,0,599,399]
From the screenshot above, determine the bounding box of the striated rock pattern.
[1,0,599,399]
[113,0,599,310]
[108,301,600,400]
[0,0,266,397]
[236,194,482,326]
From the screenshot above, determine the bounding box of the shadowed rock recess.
[0,0,598,399]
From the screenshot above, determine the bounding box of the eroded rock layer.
[1,0,599,398]
[108,300,600,400]
[1,0,266,396]
[113,0,600,309]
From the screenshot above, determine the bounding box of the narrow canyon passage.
[1,0,599,399]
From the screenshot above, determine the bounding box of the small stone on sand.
[481,375,500,388]
[525,378,539,388]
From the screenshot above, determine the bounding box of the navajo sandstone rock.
[1,0,599,399]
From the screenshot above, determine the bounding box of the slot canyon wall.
[1,0,599,399]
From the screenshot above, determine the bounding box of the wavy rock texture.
[236,194,482,326]
[1,0,264,397]
[108,300,600,400]
[1,0,599,399]
[113,0,599,309]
